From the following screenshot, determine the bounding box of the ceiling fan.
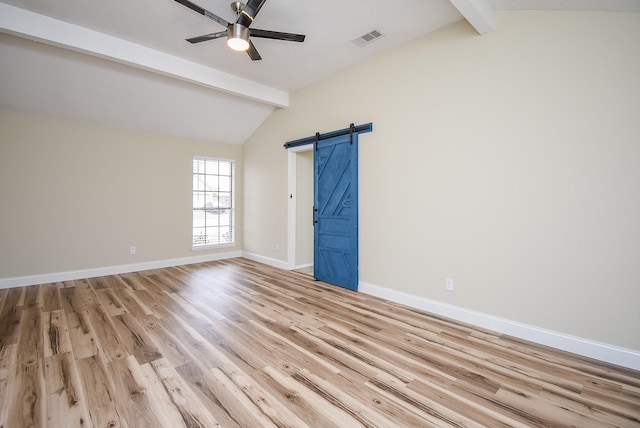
[174,0,306,61]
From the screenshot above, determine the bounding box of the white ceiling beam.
[0,3,289,108]
[448,0,496,35]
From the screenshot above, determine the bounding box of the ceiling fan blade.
[237,0,266,27]
[186,31,228,44]
[174,0,229,28]
[246,40,262,61]
[249,28,305,43]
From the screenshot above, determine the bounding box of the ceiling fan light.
[227,24,249,51]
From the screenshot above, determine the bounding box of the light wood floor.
[293,265,314,277]
[1,258,639,427]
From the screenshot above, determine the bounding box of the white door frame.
[287,144,313,270]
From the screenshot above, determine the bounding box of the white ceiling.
[1,0,638,144]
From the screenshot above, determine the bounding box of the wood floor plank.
[96,288,129,317]
[108,355,165,427]
[15,286,26,307]
[157,314,224,370]
[64,311,99,360]
[297,295,387,335]
[40,283,63,313]
[111,313,162,365]
[23,285,40,309]
[369,370,484,427]
[539,382,640,427]
[288,323,384,382]
[145,273,185,294]
[292,368,400,427]
[85,303,126,362]
[324,369,461,428]
[164,291,221,324]
[43,352,91,427]
[111,287,155,318]
[70,280,100,312]
[0,344,18,426]
[1,258,638,428]
[317,322,441,384]
[138,362,195,428]
[43,309,72,357]
[493,382,619,427]
[0,288,24,350]
[218,361,311,428]
[260,364,365,427]
[9,307,46,428]
[175,361,245,428]
[116,272,147,291]
[76,355,125,428]
[174,289,230,323]
[246,318,342,378]
[202,319,270,373]
[150,358,221,427]
[136,315,193,368]
[406,377,530,428]
[133,289,173,319]
[177,361,275,428]
[58,286,83,315]
[0,289,7,316]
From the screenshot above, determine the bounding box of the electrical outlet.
[446,278,454,291]
[130,246,136,255]
[275,243,280,252]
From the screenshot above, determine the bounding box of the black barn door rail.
[283,122,373,150]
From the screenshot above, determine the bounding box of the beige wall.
[243,12,640,350]
[0,110,242,278]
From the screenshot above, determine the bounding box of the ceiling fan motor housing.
[227,23,250,51]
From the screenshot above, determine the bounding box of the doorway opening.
[287,146,314,274]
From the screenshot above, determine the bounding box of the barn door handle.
[313,206,318,226]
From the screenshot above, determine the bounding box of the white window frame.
[192,156,235,249]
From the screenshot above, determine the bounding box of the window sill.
[192,243,236,251]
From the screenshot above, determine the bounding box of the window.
[192,157,235,248]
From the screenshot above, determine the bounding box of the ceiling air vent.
[352,29,384,47]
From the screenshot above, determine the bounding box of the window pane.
[219,211,230,226]
[205,174,219,191]
[205,192,218,208]
[193,211,206,228]
[207,226,220,244]
[220,226,231,243]
[193,174,204,191]
[193,192,205,209]
[218,192,231,208]
[193,159,205,174]
[205,211,219,226]
[219,176,231,192]
[219,161,231,176]
[193,227,207,245]
[205,159,218,175]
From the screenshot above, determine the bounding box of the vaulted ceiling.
[1,0,637,144]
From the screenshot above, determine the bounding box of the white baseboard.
[293,263,313,270]
[0,251,242,289]
[359,281,640,371]
[241,252,290,270]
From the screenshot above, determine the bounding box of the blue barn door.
[314,132,359,290]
